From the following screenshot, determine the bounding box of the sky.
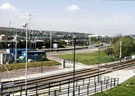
[0,0,135,36]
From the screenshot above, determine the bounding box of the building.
[0,27,92,48]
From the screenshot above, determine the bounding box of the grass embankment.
[92,77,135,96]
[59,51,119,65]
[0,60,60,72]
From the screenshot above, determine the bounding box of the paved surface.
[54,66,135,96]
[1,58,135,83]
[1,47,135,95]
[2,58,135,96]
[1,61,88,82]
[103,66,135,83]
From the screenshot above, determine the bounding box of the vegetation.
[59,51,119,65]
[0,60,60,72]
[113,36,135,58]
[111,35,122,44]
[92,77,135,96]
[105,48,114,56]
[91,37,98,43]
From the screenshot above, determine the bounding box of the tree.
[105,48,114,56]
[113,36,135,58]
[43,38,49,48]
[111,34,122,44]
[91,37,98,43]
[60,40,66,45]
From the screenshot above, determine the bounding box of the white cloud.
[0,3,30,20]
[0,3,16,11]
[17,12,31,20]
[67,5,80,11]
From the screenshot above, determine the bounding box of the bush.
[105,48,114,56]
[37,54,48,61]
[113,36,135,58]
[0,60,60,72]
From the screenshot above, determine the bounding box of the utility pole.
[15,31,17,63]
[84,38,85,51]
[120,41,122,65]
[22,23,28,96]
[73,33,76,96]
[89,28,91,45]
[28,14,31,49]
[7,21,11,49]
[28,14,31,40]
[98,47,100,82]
[50,25,52,53]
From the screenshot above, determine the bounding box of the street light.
[28,14,31,49]
[15,33,18,63]
[98,47,100,82]
[120,41,122,65]
[50,24,52,53]
[73,32,76,96]
[22,23,28,96]
[28,14,31,40]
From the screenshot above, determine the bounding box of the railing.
[0,76,119,96]
[48,77,119,96]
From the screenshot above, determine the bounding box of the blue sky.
[0,0,135,36]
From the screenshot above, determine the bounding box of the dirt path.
[0,66,60,80]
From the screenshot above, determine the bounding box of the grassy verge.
[58,51,119,65]
[91,77,135,96]
[0,60,60,72]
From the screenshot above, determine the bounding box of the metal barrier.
[0,76,119,96]
[48,77,119,96]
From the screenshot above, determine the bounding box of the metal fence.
[0,76,119,96]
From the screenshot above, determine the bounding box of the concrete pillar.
[62,60,65,68]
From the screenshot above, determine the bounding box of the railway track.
[1,59,135,95]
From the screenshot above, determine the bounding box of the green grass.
[59,51,119,65]
[91,77,135,96]
[0,60,60,72]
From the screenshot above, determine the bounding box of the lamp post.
[28,14,31,49]
[28,14,31,40]
[98,47,100,82]
[22,23,28,96]
[50,24,52,53]
[84,38,85,51]
[73,33,76,96]
[15,32,18,63]
[120,41,122,65]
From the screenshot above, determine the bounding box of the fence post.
[0,83,3,96]
[36,83,38,96]
[68,79,70,88]
[20,85,22,96]
[48,82,50,95]
[104,77,106,84]
[95,82,96,93]
[76,78,78,88]
[83,78,85,86]
[117,78,119,86]
[110,79,112,88]
[94,77,96,82]
[89,77,90,84]
[68,87,69,96]
[106,80,108,89]
[59,81,61,92]
[101,81,103,92]
[114,78,116,86]
[87,84,89,95]
[78,86,80,96]
[54,90,57,96]
[12,83,14,96]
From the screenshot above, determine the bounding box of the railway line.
[1,59,135,96]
